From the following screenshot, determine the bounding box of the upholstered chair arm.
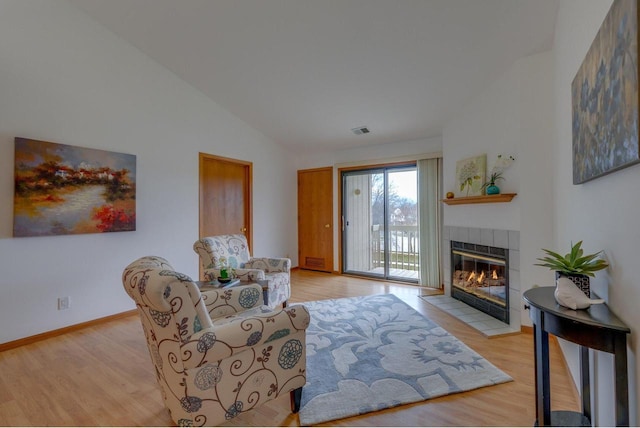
[203,268,266,282]
[200,284,264,319]
[245,257,291,273]
[180,304,310,370]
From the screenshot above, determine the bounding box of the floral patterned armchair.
[193,235,291,308]
[122,256,309,426]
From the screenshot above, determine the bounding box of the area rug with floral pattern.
[299,294,512,425]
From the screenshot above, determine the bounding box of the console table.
[523,287,630,427]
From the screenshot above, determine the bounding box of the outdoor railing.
[371,225,419,272]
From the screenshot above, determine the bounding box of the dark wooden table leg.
[580,345,590,422]
[533,322,539,420]
[614,334,629,426]
[533,310,551,426]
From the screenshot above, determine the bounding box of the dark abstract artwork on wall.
[13,137,136,237]
[572,0,639,184]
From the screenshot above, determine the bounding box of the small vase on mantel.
[486,184,500,195]
[482,171,504,196]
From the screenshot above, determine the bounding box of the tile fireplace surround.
[443,226,521,332]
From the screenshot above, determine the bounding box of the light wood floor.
[0,270,579,427]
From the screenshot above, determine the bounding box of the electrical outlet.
[58,296,70,310]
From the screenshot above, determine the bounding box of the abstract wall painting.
[572,0,640,184]
[13,137,136,237]
[455,154,486,197]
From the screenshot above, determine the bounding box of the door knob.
[241,227,247,232]
[324,224,330,228]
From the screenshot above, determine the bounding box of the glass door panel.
[343,170,384,277]
[342,166,418,283]
[387,169,419,282]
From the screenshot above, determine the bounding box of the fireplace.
[450,241,509,323]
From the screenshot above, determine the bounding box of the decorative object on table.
[572,0,640,184]
[481,154,515,195]
[446,191,455,199]
[455,154,486,197]
[298,294,512,425]
[13,137,136,237]
[554,277,605,310]
[535,240,609,298]
[217,256,234,282]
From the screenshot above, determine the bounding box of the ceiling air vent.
[351,126,370,135]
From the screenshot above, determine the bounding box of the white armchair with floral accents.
[122,256,309,427]
[193,234,291,308]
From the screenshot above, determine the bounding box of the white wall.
[442,50,555,326]
[0,0,297,344]
[296,137,442,271]
[554,0,638,424]
[296,137,442,171]
[443,7,640,420]
[443,65,521,230]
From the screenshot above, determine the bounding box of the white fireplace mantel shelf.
[442,193,517,205]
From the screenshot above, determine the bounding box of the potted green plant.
[481,154,515,195]
[534,241,608,298]
[481,171,504,195]
[217,257,232,283]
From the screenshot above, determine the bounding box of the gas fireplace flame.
[492,270,498,280]
[477,271,485,284]
[466,271,488,284]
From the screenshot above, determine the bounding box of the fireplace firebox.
[450,241,509,323]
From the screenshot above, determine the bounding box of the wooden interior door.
[199,152,252,247]
[298,167,333,272]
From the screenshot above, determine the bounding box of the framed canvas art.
[13,137,136,237]
[572,0,640,184]
[456,154,486,197]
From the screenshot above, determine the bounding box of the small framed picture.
[456,154,486,197]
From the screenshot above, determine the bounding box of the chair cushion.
[194,234,251,269]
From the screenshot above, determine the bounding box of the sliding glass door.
[342,165,419,282]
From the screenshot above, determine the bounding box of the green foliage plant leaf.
[534,241,608,277]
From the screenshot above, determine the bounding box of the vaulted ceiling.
[69,0,559,155]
